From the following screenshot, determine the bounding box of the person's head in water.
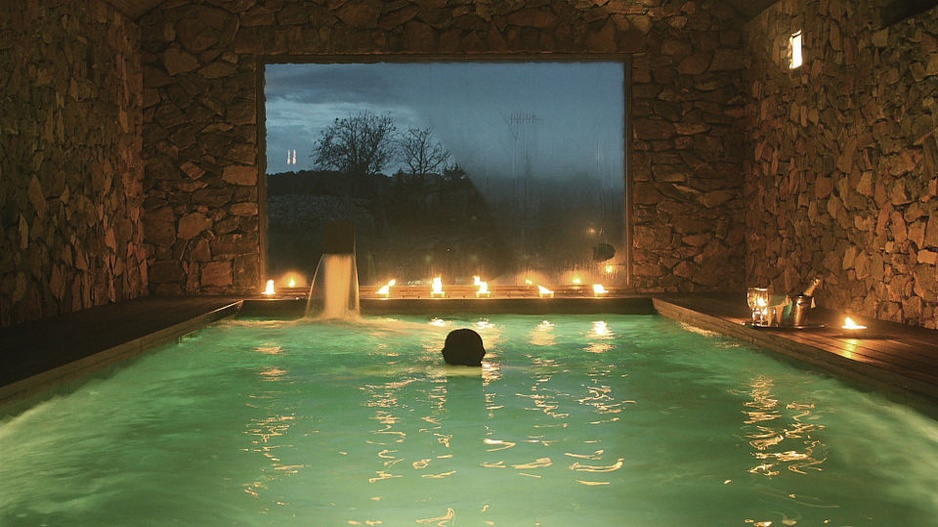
[441,328,486,366]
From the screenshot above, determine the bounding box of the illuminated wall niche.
[789,30,804,69]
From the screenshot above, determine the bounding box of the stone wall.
[630,2,749,291]
[139,0,749,296]
[744,0,938,327]
[0,1,146,327]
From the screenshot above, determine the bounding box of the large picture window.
[264,62,626,289]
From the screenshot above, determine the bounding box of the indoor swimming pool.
[1,314,936,526]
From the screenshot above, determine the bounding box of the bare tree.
[398,126,451,176]
[313,111,397,176]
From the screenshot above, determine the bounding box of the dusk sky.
[264,61,625,184]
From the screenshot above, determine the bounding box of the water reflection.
[415,507,456,526]
[529,320,556,346]
[363,378,412,484]
[360,365,494,494]
[577,383,634,419]
[589,320,611,337]
[243,411,302,497]
[585,320,614,354]
[478,362,501,386]
[518,376,570,420]
[243,344,302,498]
[255,345,283,355]
[258,367,289,381]
[366,378,418,447]
[742,375,828,477]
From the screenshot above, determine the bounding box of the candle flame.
[376,279,396,297]
[842,316,866,330]
[474,276,490,297]
[431,276,445,297]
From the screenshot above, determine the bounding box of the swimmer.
[441,328,485,366]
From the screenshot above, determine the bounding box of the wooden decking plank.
[780,333,932,372]
[777,325,936,367]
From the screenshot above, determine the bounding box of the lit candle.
[431,276,445,298]
[841,316,867,337]
[474,276,490,298]
[376,279,396,298]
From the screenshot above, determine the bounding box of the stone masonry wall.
[140,0,749,296]
[745,1,938,327]
[0,1,147,327]
[630,2,749,291]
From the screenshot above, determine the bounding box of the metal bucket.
[788,295,812,326]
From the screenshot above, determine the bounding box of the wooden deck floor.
[653,293,938,418]
[1,294,935,418]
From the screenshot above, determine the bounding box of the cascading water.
[305,222,360,319]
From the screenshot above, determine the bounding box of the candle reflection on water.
[530,320,556,346]
[585,320,614,353]
[742,375,828,479]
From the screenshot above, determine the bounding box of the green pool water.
[1,314,936,526]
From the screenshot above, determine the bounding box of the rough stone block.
[222,165,257,186]
[201,260,233,288]
[178,211,212,239]
[163,47,200,75]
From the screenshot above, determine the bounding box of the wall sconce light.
[789,30,803,69]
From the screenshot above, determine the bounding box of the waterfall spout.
[305,222,360,319]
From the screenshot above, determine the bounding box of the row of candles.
[262,276,612,299]
[746,286,868,337]
[378,276,611,298]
